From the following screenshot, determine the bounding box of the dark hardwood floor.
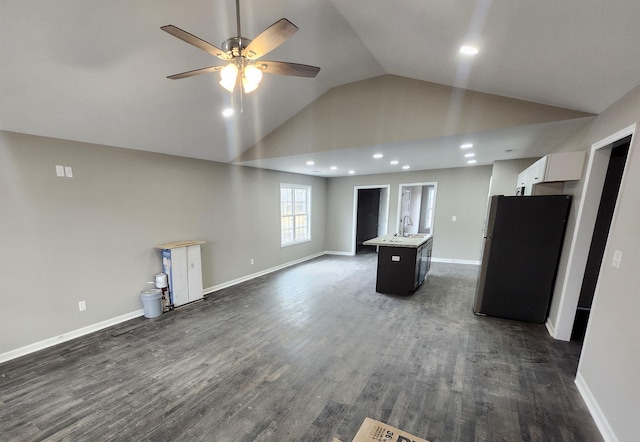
[0,255,601,441]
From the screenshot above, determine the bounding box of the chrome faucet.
[400,215,413,236]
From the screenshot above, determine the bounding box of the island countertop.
[363,233,433,249]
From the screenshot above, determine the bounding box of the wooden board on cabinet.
[156,240,205,249]
[544,151,586,182]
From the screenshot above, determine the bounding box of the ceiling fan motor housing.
[222,37,252,58]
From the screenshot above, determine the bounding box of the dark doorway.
[572,136,630,341]
[356,188,381,254]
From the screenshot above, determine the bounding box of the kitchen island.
[363,234,433,295]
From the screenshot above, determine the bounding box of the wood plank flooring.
[0,255,602,441]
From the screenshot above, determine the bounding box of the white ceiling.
[2,0,640,176]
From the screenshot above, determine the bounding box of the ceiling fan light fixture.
[219,63,239,92]
[242,64,263,93]
[244,64,263,84]
[241,77,258,93]
[162,2,319,97]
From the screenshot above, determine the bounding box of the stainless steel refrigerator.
[473,195,571,323]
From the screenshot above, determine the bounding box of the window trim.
[280,183,312,247]
[396,182,438,235]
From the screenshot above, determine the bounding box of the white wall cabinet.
[517,151,586,195]
[158,240,204,307]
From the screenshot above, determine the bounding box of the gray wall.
[535,84,640,441]
[546,125,592,331]
[489,158,537,196]
[0,131,327,354]
[567,85,640,442]
[326,166,492,261]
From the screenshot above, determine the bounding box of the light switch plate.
[56,165,65,177]
[612,250,622,268]
[64,166,73,178]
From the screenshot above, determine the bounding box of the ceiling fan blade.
[161,25,230,60]
[167,66,223,80]
[243,18,298,60]
[258,61,320,78]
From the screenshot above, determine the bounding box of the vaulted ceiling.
[2,1,640,176]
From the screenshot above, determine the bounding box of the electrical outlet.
[78,301,86,311]
[64,166,73,178]
[56,165,65,177]
[250,258,254,265]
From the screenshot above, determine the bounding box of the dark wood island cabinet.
[363,234,433,295]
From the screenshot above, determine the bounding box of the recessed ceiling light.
[330,165,338,170]
[467,159,477,164]
[402,165,410,170]
[464,153,475,158]
[306,160,315,166]
[348,170,355,175]
[460,143,473,149]
[390,160,399,165]
[373,153,383,159]
[222,108,234,117]
[460,45,479,56]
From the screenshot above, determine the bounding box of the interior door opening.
[354,186,389,255]
[571,135,630,342]
[552,124,636,343]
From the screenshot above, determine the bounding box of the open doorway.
[551,124,636,342]
[571,136,630,341]
[396,182,437,235]
[353,185,389,255]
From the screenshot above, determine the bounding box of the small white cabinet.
[158,240,205,307]
[517,151,586,195]
[529,156,549,184]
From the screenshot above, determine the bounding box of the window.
[398,183,437,235]
[424,185,436,232]
[280,184,311,246]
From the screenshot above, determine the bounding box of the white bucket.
[155,273,168,288]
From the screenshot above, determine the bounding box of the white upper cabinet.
[529,156,549,184]
[517,151,586,195]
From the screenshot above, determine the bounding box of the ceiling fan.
[161,0,320,95]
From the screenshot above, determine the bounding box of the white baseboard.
[2,252,331,363]
[0,251,478,364]
[544,319,570,341]
[0,309,144,364]
[575,372,617,442]
[324,250,354,256]
[431,257,481,265]
[204,251,327,295]
[545,318,557,338]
